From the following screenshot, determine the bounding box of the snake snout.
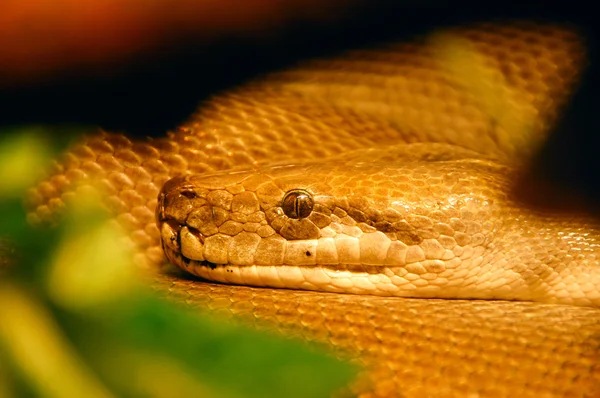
[156,176,195,226]
[156,175,210,260]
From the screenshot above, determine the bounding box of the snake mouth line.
[162,244,403,295]
[162,244,392,275]
[163,244,220,270]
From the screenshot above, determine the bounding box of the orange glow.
[0,0,357,87]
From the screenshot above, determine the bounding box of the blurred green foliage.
[0,128,358,398]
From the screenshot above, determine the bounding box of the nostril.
[180,188,197,199]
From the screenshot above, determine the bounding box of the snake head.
[156,167,338,271]
[156,160,503,296]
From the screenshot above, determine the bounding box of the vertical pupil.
[295,195,302,217]
[295,194,307,218]
[296,193,312,218]
[294,196,300,218]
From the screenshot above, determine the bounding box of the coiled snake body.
[29,22,600,397]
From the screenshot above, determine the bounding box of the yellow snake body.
[29,22,600,397]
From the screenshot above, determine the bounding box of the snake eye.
[282,190,314,219]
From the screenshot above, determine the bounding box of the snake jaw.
[160,219,225,272]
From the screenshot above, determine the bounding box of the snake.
[27,21,600,397]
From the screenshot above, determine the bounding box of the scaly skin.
[157,147,600,305]
[28,22,600,397]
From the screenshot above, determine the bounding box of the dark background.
[1,1,598,209]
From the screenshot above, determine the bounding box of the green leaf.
[0,129,359,398]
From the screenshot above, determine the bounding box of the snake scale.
[27,21,600,397]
